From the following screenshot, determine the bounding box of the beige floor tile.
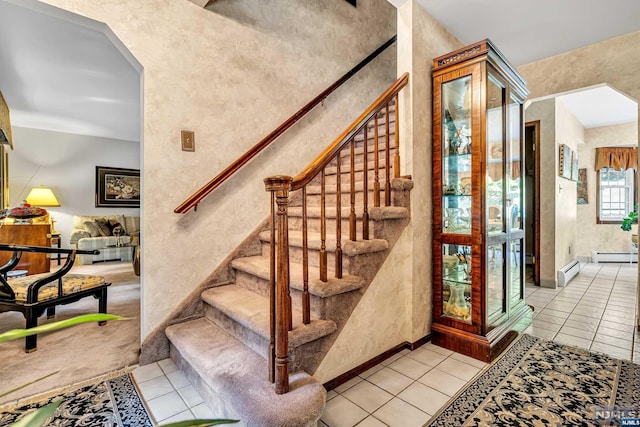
[177,385,204,408]
[355,416,387,427]
[132,362,164,383]
[421,343,454,357]
[417,368,467,397]
[387,356,432,380]
[367,367,414,395]
[137,375,174,401]
[398,382,450,416]
[326,390,338,401]
[599,319,636,333]
[381,349,411,366]
[372,397,431,427]
[359,363,385,379]
[596,325,635,342]
[158,358,179,375]
[342,380,394,413]
[191,402,216,419]
[601,314,636,326]
[404,347,448,367]
[553,333,592,350]
[524,325,557,340]
[159,410,195,424]
[533,313,566,326]
[146,391,190,422]
[321,395,368,427]
[435,358,481,382]
[558,325,596,340]
[448,352,487,369]
[590,341,632,361]
[562,319,598,332]
[593,334,633,350]
[334,376,363,393]
[167,370,190,389]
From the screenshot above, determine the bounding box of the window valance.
[594,147,637,171]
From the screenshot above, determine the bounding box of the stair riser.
[288,215,372,237]
[323,170,396,186]
[353,122,396,145]
[203,304,328,373]
[234,269,339,319]
[260,241,352,271]
[336,141,396,166]
[169,345,241,421]
[305,189,387,207]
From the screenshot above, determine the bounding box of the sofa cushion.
[77,236,131,250]
[83,221,101,237]
[95,218,112,236]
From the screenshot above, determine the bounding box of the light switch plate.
[181,130,195,152]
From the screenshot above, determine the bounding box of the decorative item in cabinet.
[432,39,533,362]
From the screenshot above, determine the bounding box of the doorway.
[524,121,540,285]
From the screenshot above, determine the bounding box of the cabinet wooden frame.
[432,39,533,362]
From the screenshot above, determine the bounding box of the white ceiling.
[558,86,638,129]
[0,0,639,143]
[0,0,140,143]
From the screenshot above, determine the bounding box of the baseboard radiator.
[591,251,636,263]
[557,259,580,287]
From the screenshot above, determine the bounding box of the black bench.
[0,243,111,352]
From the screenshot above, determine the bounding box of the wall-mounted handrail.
[264,72,409,394]
[173,36,396,214]
[174,35,397,214]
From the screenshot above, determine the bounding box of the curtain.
[594,147,638,171]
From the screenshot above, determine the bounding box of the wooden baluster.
[349,138,357,241]
[320,170,328,282]
[302,187,310,324]
[373,113,380,207]
[335,157,343,279]
[384,103,392,206]
[394,95,400,178]
[362,122,369,240]
[264,176,293,395]
[268,191,276,383]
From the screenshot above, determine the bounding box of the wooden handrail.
[174,35,397,214]
[291,72,408,191]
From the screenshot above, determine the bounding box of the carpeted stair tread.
[201,284,337,348]
[288,205,409,220]
[166,318,325,427]
[257,230,389,255]
[231,255,366,297]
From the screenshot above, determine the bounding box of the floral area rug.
[0,372,153,426]
[425,334,640,426]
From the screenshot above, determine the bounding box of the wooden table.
[0,223,52,275]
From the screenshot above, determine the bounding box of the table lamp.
[25,185,61,232]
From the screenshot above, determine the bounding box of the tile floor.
[132,262,638,426]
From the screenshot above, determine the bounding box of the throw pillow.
[82,221,101,237]
[108,219,126,236]
[94,217,112,236]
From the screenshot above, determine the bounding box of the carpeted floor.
[0,371,153,426]
[426,334,640,427]
[0,261,141,406]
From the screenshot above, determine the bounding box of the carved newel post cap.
[264,175,293,192]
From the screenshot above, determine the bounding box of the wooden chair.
[0,243,111,352]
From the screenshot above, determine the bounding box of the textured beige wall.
[519,32,640,292]
[40,0,396,337]
[577,122,638,256]
[525,99,556,286]
[554,99,581,271]
[313,1,461,383]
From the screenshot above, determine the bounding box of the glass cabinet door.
[508,95,524,306]
[442,76,472,235]
[486,74,507,327]
[442,244,472,324]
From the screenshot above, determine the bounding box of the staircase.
[164,76,411,426]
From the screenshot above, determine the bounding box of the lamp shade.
[25,185,60,207]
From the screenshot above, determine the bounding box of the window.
[597,167,636,223]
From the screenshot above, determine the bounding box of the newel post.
[264,175,293,395]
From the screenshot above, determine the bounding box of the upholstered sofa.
[70,214,140,264]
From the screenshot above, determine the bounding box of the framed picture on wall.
[95,166,140,207]
[558,144,572,179]
[571,151,579,181]
[577,168,588,204]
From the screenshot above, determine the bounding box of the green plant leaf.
[0,314,128,343]
[0,371,59,398]
[8,400,62,427]
[158,420,240,427]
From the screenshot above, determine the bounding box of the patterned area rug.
[426,334,640,427]
[0,373,153,426]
